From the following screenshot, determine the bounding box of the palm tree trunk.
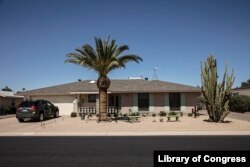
[99,88,108,121]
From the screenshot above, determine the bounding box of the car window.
[20,101,35,107]
[46,102,52,107]
[34,101,40,106]
[41,101,47,106]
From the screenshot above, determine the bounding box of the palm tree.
[65,37,143,121]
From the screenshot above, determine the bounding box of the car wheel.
[39,113,44,121]
[18,118,24,122]
[54,111,59,118]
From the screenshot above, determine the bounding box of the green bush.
[70,112,77,117]
[159,111,167,116]
[130,112,139,116]
[0,107,3,115]
[229,95,250,113]
[152,113,156,117]
[0,106,16,115]
[113,113,118,117]
[168,111,177,116]
[123,114,127,117]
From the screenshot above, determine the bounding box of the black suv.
[16,100,59,122]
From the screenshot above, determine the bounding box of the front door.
[109,95,121,111]
[115,96,121,110]
[138,93,149,111]
[169,93,181,111]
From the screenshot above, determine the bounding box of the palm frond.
[118,54,143,64]
[65,37,143,77]
[113,45,129,58]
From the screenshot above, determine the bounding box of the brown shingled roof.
[19,79,200,96]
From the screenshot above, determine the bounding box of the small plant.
[130,112,139,116]
[159,118,164,122]
[152,113,156,117]
[195,113,200,117]
[123,113,127,117]
[113,113,118,117]
[168,111,177,116]
[3,107,11,115]
[159,111,167,117]
[188,113,193,117]
[70,112,77,117]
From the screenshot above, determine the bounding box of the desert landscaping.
[0,111,249,136]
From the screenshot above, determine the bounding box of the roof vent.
[89,80,96,84]
[128,77,142,80]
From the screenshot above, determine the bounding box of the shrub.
[188,113,193,117]
[70,112,77,117]
[123,114,127,117]
[229,95,250,113]
[152,113,156,117]
[159,111,167,116]
[1,107,15,114]
[3,107,11,114]
[168,111,177,116]
[113,113,118,117]
[130,112,139,116]
[0,107,3,115]
[196,113,200,116]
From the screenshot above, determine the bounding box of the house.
[19,79,201,115]
[233,86,250,96]
[0,91,24,108]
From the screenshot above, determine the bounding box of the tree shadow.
[203,119,232,123]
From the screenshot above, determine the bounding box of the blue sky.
[0,0,250,92]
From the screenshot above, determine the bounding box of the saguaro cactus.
[201,55,235,122]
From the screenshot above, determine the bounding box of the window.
[169,93,181,111]
[11,99,15,107]
[138,93,149,111]
[88,94,97,103]
[46,101,53,107]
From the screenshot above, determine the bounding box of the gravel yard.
[0,112,249,136]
